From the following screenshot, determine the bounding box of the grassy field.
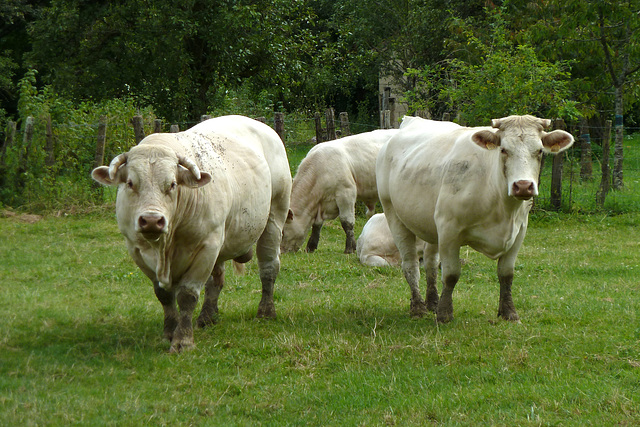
[1,206,639,425]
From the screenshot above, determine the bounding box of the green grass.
[1,208,639,426]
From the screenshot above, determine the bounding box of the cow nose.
[138,213,166,235]
[512,180,536,199]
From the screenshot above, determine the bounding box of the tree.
[404,5,578,125]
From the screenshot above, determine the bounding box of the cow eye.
[500,148,508,156]
[170,181,177,191]
[127,179,134,189]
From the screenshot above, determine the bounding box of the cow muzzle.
[511,180,537,200]
[137,213,167,240]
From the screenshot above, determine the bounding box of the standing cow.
[356,213,425,267]
[281,129,397,254]
[377,115,573,323]
[92,115,291,352]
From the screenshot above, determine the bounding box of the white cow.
[356,213,425,267]
[92,115,291,352]
[377,115,573,323]
[281,129,398,254]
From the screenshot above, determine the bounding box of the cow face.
[471,115,574,200]
[92,144,211,242]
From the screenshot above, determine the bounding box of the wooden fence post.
[45,115,55,167]
[612,114,624,189]
[92,116,108,191]
[18,116,35,168]
[170,124,180,133]
[153,119,162,133]
[0,120,16,168]
[442,112,451,121]
[339,112,351,136]
[201,115,211,122]
[579,118,592,181]
[381,110,391,129]
[255,117,266,124]
[550,118,567,211]
[314,112,324,144]
[596,120,612,208]
[274,112,285,143]
[325,108,337,140]
[131,115,145,144]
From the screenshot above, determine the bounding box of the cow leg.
[306,222,323,253]
[496,241,524,321]
[423,243,440,312]
[255,217,284,319]
[337,191,357,254]
[153,281,178,342]
[197,263,224,328]
[497,272,519,321]
[384,207,426,316]
[437,244,461,323]
[340,219,356,254]
[169,287,199,353]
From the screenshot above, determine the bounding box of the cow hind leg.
[197,263,224,328]
[423,243,440,312]
[306,222,323,253]
[255,216,285,319]
[340,219,356,254]
[153,281,178,342]
[169,288,199,353]
[385,208,426,316]
[436,244,461,323]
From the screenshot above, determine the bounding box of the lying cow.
[92,115,291,352]
[356,213,425,267]
[281,129,397,254]
[377,115,573,323]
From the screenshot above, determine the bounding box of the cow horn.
[178,155,201,180]
[108,153,128,180]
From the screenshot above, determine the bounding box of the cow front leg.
[340,219,356,254]
[170,288,199,353]
[497,272,520,321]
[153,281,178,342]
[306,223,323,253]
[197,263,224,328]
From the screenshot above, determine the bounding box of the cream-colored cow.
[377,115,573,323]
[92,115,291,352]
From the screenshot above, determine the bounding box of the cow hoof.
[169,337,196,354]
[436,310,454,324]
[426,294,439,312]
[498,311,521,322]
[196,314,218,329]
[257,303,276,319]
[410,301,428,318]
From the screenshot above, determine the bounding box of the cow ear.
[472,130,501,150]
[178,168,212,188]
[542,130,574,153]
[91,166,116,186]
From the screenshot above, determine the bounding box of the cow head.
[91,144,212,242]
[471,115,574,200]
[280,208,307,252]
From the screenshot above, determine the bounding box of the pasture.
[1,206,639,425]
